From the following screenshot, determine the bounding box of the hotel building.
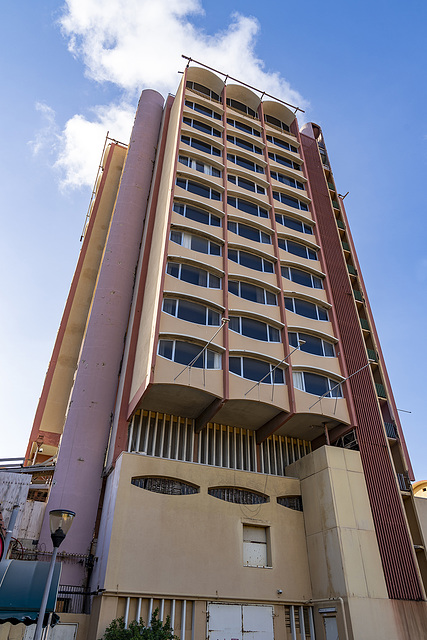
[20,62,427,639]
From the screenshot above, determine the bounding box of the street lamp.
[33,510,75,640]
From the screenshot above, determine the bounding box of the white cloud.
[29,102,61,156]
[54,102,135,189]
[40,0,307,189]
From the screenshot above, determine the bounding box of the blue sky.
[1,0,426,479]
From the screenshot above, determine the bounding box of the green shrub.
[101,609,177,640]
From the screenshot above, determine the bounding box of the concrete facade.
[13,64,427,640]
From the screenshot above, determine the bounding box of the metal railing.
[56,585,93,614]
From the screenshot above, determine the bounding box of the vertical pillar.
[40,90,164,559]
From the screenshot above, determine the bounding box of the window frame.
[227,196,269,219]
[275,213,313,235]
[228,248,274,273]
[169,229,222,256]
[281,265,323,289]
[184,100,222,120]
[158,339,222,369]
[166,261,222,289]
[227,135,262,154]
[176,177,221,201]
[288,331,335,357]
[162,297,221,327]
[181,135,221,157]
[227,220,271,244]
[228,174,266,194]
[284,296,329,321]
[273,191,309,211]
[227,153,264,174]
[229,356,285,385]
[278,237,317,260]
[270,170,304,191]
[178,155,221,177]
[293,371,342,398]
[228,279,277,305]
[173,202,221,227]
[229,316,281,343]
[266,134,298,154]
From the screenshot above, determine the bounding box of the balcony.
[385,422,398,439]
[360,317,370,331]
[375,382,387,399]
[397,473,411,492]
[367,349,377,362]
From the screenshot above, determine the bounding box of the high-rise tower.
[24,63,427,640]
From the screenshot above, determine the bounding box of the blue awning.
[0,560,61,626]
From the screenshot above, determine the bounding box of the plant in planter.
[100,608,178,640]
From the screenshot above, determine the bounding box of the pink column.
[39,90,164,562]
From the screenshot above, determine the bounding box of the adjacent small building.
[15,62,427,639]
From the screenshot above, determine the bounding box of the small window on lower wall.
[243,525,270,568]
[293,371,342,397]
[277,496,303,511]
[208,487,268,504]
[131,477,199,495]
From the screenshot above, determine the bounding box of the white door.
[323,616,339,640]
[24,623,78,640]
[208,603,274,640]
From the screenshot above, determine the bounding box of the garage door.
[208,603,274,640]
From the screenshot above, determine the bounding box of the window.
[230,357,284,384]
[132,477,199,495]
[184,100,221,120]
[227,196,268,218]
[264,113,290,132]
[278,238,317,260]
[228,280,276,305]
[268,152,301,171]
[267,135,298,154]
[228,175,265,194]
[226,98,258,119]
[166,261,221,288]
[229,316,280,342]
[227,154,264,174]
[209,487,267,504]
[227,135,262,154]
[275,213,313,235]
[158,339,221,369]
[226,118,260,136]
[173,202,221,227]
[186,80,221,102]
[176,177,221,201]
[270,171,304,190]
[273,191,308,211]
[163,298,221,326]
[227,220,271,244]
[293,371,342,397]
[170,229,221,255]
[181,135,221,157]
[284,297,328,321]
[183,117,222,137]
[288,331,335,357]
[178,155,221,177]
[281,266,323,289]
[228,249,274,273]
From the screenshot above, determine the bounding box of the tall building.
[22,62,427,639]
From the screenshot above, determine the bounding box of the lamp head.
[49,509,76,549]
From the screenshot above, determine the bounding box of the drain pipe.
[2,505,20,560]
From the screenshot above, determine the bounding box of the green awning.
[0,560,61,626]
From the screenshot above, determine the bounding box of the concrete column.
[39,90,164,562]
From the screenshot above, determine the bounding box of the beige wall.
[97,452,311,604]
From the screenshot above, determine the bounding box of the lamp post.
[33,510,75,640]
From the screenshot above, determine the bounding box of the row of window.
[169,230,317,266]
[170,229,221,255]
[227,134,262,155]
[268,152,301,171]
[227,153,264,174]
[273,191,309,211]
[226,97,258,119]
[281,265,323,289]
[176,177,221,201]
[264,113,290,132]
[157,338,340,395]
[178,155,221,177]
[172,202,314,246]
[183,116,222,138]
[186,80,221,102]
[228,174,265,194]
[270,170,304,191]
[167,260,324,295]
[227,196,268,218]
[185,99,221,120]
[181,135,221,157]
[161,299,335,356]
[227,118,260,137]
[267,135,298,154]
